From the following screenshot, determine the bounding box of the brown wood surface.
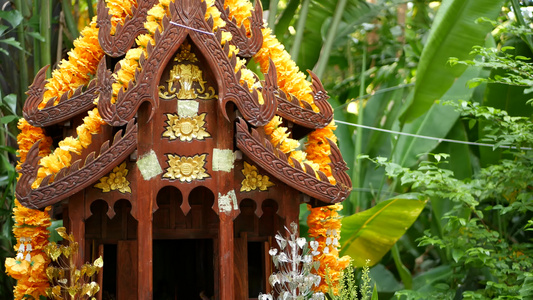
[234,235,248,300]
[117,240,138,299]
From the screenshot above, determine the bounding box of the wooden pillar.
[136,106,155,299]
[136,187,153,299]
[68,192,85,268]
[216,105,235,300]
[219,212,235,299]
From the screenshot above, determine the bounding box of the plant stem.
[289,0,310,64]
[87,0,94,20]
[268,0,279,33]
[40,0,52,77]
[312,0,348,78]
[14,0,28,109]
[510,0,533,53]
[352,46,367,210]
[62,0,80,40]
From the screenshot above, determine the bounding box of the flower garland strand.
[305,121,338,184]
[41,0,136,108]
[6,119,53,299]
[307,204,351,294]
[6,1,136,299]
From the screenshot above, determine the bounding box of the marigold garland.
[7,2,137,299]
[307,204,351,294]
[10,0,345,297]
[305,121,338,184]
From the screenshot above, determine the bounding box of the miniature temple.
[15,0,351,299]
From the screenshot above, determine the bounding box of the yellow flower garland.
[10,0,344,297]
[7,1,137,299]
[307,204,351,294]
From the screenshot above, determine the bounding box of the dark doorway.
[153,239,214,299]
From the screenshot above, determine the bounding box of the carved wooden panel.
[274,71,334,129]
[235,118,352,204]
[96,0,158,57]
[23,59,111,127]
[98,0,275,127]
[215,0,263,58]
[16,120,138,209]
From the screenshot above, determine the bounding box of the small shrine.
[14,0,351,299]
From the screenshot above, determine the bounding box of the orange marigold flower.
[270,126,289,147]
[307,204,350,294]
[264,116,282,136]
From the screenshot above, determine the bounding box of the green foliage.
[327,260,374,300]
[340,196,427,267]
[367,99,533,298]
[401,0,505,122]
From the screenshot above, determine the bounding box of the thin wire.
[334,119,532,150]
[334,83,415,110]
[169,21,215,36]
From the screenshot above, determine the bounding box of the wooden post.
[69,192,85,268]
[216,104,236,299]
[136,106,155,299]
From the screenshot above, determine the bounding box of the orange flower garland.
[254,28,318,112]
[307,204,351,294]
[305,121,337,184]
[7,2,137,299]
[5,202,52,300]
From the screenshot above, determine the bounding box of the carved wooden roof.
[17,0,351,210]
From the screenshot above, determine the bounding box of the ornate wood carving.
[273,70,334,129]
[215,0,263,57]
[96,0,158,57]
[98,0,276,127]
[23,59,111,127]
[16,120,138,209]
[235,118,352,204]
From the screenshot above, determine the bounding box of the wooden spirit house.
[16,0,351,299]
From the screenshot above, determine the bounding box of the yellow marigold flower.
[58,137,82,155]
[221,31,233,45]
[270,126,289,147]
[125,48,144,61]
[77,125,93,148]
[205,0,225,30]
[254,28,318,112]
[147,4,166,21]
[144,20,161,35]
[224,0,253,29]
[288,150,307,166]
[5,258,29,280]
[136,34,155,49]
[279,138,299,153]
[264,116,282,135]
[307,204,349,294]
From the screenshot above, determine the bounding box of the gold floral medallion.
[163,154,210,182]
[240,161,274,192]
[162,113,210,141]
[94,162,131,193]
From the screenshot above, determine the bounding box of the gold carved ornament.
[240,161,275,192]
[94,162,131,193]
[158,42,217,100]
[163,154,210,182]
[162,113,211,142]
